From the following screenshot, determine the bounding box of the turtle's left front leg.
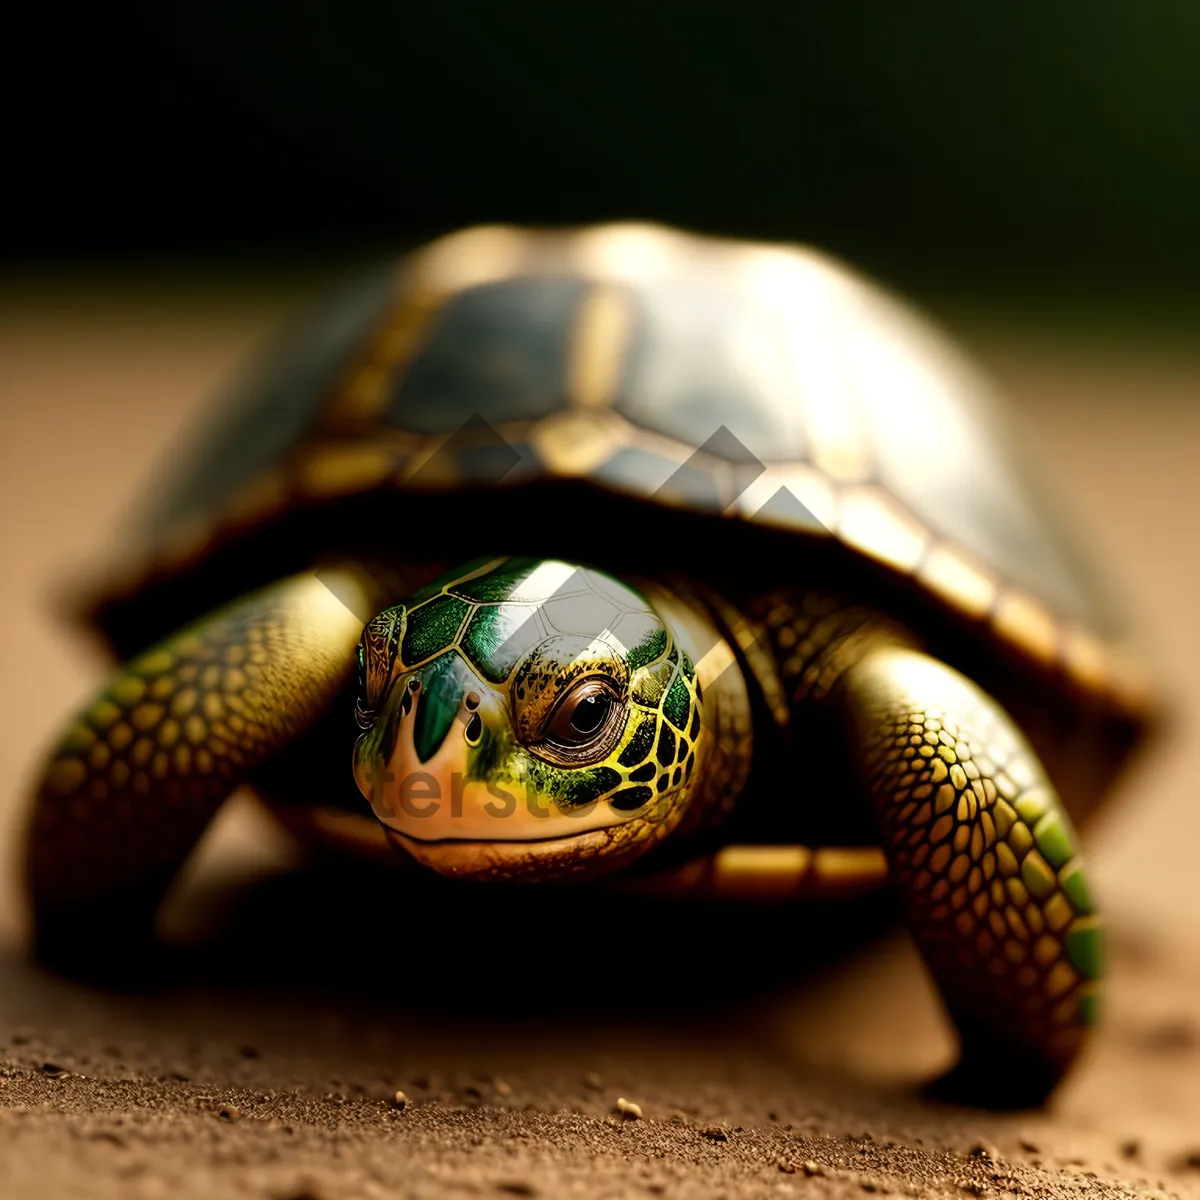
[839,646,1103,1107]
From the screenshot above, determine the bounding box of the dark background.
[10,2,1200,317]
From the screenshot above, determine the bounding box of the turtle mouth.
[386,823,638,881]
[389,825,611,846]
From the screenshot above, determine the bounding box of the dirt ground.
[2,283,1200,1199]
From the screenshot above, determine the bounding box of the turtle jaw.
[384,822,657,883]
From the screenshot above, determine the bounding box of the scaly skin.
[25,561,1099,1101]
[25,570,367,969]
[842,646,1101,1104]
[728,588,1102,1104]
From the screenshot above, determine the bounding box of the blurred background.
[6,2,1200,319]
[2,4,1200,1191]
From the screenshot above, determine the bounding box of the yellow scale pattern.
[845,646,1100,1078]
[27,573,364,929]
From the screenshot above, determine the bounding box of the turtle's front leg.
[25,570,367,975]
[839,646,1102,1107]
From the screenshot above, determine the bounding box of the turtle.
[25,222,1153,1107]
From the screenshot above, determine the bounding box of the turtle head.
[351,558,735,882]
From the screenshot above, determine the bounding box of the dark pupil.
[570,693,609,735]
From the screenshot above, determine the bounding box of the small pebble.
[583,1071,603,1091]
[1018,1140,1039,1154]
[700,1127,729,1142]
[802,1161,824,1177]
[969,1143,998,1161]
[391,1090,409,1111]
[614,1097,643,1120]
[778,1162,796,1174]
[218,1104,240,1121]
[493,1077,513,1097]
[1119,1138,1141,1160]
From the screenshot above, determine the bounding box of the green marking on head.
[411,653,470,762]
[401,595,472,664]
[627,626,668,671]
[350,557,712,883]
[663,673,692,731]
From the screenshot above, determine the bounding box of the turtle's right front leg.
[839,645,1103,1107]
[25,570,367,973]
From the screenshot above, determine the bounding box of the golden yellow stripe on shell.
[991,590,1060,667]
[566,284,632,409]
[296,443,400,498]
[917,544,998,620]
[1060,624,1110,695]
[531,410,623,476]
[327,286,443,424]
[836,487,930,574]
[329,225,538,426]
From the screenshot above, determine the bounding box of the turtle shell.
[85,224,1152,769]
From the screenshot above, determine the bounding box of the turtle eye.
[566,692,609,736]
[542,678,621,753]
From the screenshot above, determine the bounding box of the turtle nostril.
[464,691,480,711]
[408,678,421,693]
[464,713,483,745]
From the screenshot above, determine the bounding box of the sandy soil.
[2,285,1200,1199]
